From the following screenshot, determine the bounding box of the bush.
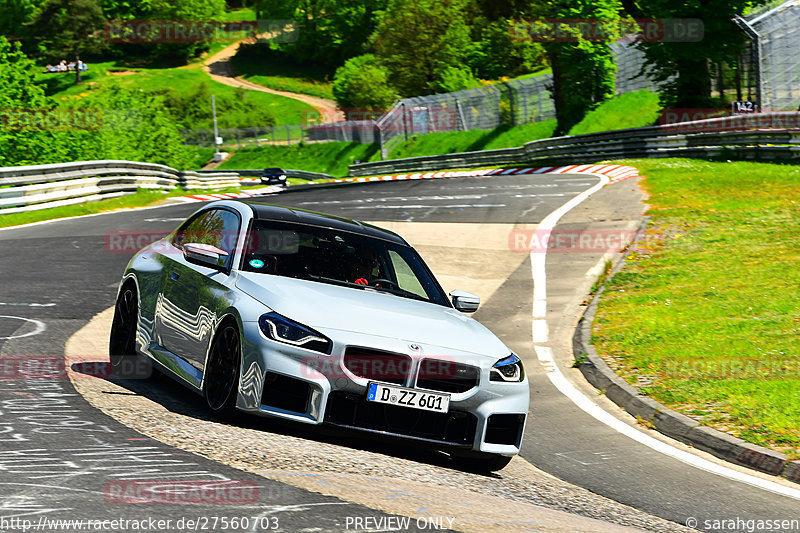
[0,39,191,168]
[432,66,481,93]
[332,54,398,117]
[158,82,278,130]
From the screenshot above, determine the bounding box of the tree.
[373,0,473,97]
[467,17,547,79]
[620,0,769,109]
[28,0,106,84]
[0,0,47,39]
[332,54,398,116]
[523,0,621,135]
[0,37,52,165]
[254,0,387,67]
[99,0,226,64]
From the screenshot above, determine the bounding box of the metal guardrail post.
[502,82,515,127]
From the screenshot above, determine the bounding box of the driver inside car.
[346,248,378,285]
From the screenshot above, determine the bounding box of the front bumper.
[238,322,529,454]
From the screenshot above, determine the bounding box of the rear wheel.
[203,322,241,418]
[109,284,138,372]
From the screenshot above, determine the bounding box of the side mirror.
[449,290,480,313]
[183,243,229,271]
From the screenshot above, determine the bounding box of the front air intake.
[343,347,411,385]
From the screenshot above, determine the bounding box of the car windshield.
[241,220,449,306]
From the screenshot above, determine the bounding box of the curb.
[329,163,639,186]
[172,185,286,203]
[573,225,799,483]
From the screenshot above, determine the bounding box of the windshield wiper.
[367,284,428,302]
[305,274,365,289]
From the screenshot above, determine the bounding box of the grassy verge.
[0,186,250,228]
[592,158,800,458]
[186,146,217,169]
[219,142,380,177]
[204,7,257,56]
[568,90,661,136]
[231,48,335,100]
[37,63,315,128]
[388,120,558,159]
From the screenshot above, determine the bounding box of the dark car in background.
[261,167,287,186]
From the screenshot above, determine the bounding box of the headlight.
[490,353,524,382]
[258,312,331,354]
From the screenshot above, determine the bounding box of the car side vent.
[261,372,311,414]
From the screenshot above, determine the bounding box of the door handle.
[170,272,180,281]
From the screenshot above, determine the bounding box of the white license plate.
[366,382,450,413]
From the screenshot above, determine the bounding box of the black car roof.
[240,202,408,245]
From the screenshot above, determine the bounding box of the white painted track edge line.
[530,172,800,501]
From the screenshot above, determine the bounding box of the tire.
[452,451,513,473]
[203,321,241,418]
[109,283,139,375]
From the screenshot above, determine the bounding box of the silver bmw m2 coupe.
[110,201,529,471]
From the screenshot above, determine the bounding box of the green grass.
[230,51,335,101]
[592,158,800,458]
[568,90,662,136]
[0,185,253,228]
[508,67,552,80]
[388,120,558,159]
[218,7,256,21]
[38,63,315,128]
[219,142,380,177]
[186,146,217,168]
[200,7,258,57]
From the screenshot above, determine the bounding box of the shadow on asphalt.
[70,359,503,479]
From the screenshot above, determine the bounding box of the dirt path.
[203,39,344,123]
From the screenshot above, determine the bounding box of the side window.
[387,250,427,298]
[173,209,240,267]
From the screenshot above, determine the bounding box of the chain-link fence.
[506,74,557,125]
[750,0,800,111]
[611,40,662,95]
[181,125,306,147]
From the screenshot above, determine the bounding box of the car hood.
[235,272,509,359]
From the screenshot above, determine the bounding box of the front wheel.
[109,284,138,372]
[203,322,241,418]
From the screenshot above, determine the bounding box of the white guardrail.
[0,161,241,215]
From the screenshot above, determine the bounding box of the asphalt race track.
[1,174,799,533]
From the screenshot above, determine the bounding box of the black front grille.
[324,391,477,446]
[261,372,311,414]
[416,359,479,393]
[343,347,411,385]
[485,414,525,446]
